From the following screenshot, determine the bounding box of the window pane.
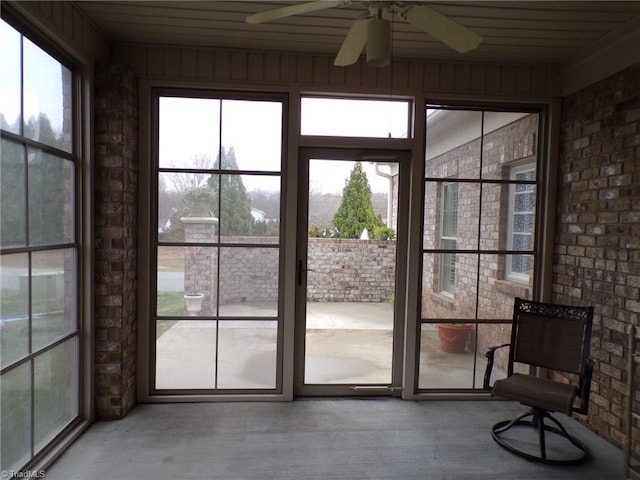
[478,183,500,250]
[23,38,72,152]
[28,150,74,246]
[1,138,26,247]
[515,190,535,212]
[158,172,218,243]
[511,253,532,274]
[158,97,220,169]
[441,183,458,237]
[477,254,532,317]
[475,323,510,387]
[157,246,218,317]
[418,322,475,388]
[301,97,409,138]
[0,254,29,367]
[155,320,216,389]
[156,246,185,316]
[217,320,277,389]
[0,20,21,134]
[31,249,76,350]
[1,363,32,471]
[421,253,478,319]
[34,337,78,453]
[220,175,280,240]
[513,213,534,233]
[426,109,482,179]
[219,247,279,316]
[482,112,538,180]
[221,100,282,171]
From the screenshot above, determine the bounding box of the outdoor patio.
[155,302,497,390]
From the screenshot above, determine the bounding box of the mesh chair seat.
[492,373,577,415]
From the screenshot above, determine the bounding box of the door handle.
[297,260,314,285]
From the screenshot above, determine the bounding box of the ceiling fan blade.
[334,17,370,66]
[246,1,343,25]
[401,4,482,53]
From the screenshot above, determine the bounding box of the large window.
[419,107,540,391]
[1,18,80,471]
[153,92,285,393]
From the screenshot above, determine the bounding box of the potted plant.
[184,246,204,313]
[436,323,473,353]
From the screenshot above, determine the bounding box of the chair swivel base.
[491,407,589,465]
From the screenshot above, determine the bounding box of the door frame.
[294,147,411,396]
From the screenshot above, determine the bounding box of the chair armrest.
[574,358,594,415]
[483,343,510,391]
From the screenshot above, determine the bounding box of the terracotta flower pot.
[437,324,473,353]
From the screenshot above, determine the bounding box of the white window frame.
[440,182,458,295]
[506,163,535,283]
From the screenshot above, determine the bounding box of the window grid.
[0,17,80,472]
[152,91,285,394]
[419,106,541,392]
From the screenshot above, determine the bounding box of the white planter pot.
[184,293,204,313]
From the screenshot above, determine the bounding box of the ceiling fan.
[245,1,482,67]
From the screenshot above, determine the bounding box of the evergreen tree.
[164,146,255,239]
[332,162,383,239]
[208,146,254,236]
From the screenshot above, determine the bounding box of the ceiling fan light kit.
[245,1,483,68]
[366,17,391,67]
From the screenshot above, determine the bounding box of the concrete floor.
[44,399,623,480]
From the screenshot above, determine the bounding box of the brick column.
[182,217,218,314]
[94,63,138,419]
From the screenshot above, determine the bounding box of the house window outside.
[440,182,458,295]
[507,164,535,282]
[0,17,80,472]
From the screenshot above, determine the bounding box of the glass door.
[296,149,405,395]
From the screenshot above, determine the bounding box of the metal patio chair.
[483,297,594,465]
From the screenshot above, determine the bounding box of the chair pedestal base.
[491,407,589,465]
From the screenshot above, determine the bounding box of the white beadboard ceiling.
[76,1,640,88]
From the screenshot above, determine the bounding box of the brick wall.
[307,238,396,302]
[422,113,537,320]
[555,64,640,449]
[95,64,138,419]
[181,224,396,309]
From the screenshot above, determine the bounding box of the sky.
[0,19,66,133]
[159,96,408,194]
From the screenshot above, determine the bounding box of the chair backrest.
[508,297,594,377]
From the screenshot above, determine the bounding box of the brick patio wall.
[554,64,640,450]
[181,225,396,308]
[307,238,396,303]
[95,63,138,419]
